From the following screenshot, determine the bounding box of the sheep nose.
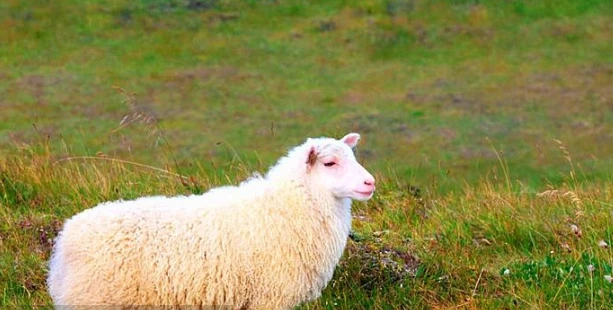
[364,178,375,187]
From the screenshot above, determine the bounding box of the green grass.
[2,0,613,308]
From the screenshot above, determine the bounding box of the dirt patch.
[0,71,10,81]
[342,90,369,105]
[18,216,63,257]
[337,236,420,291]
[18,74,47,106]
[166,66,242,83]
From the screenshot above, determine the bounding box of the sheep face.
[307,133,376,201]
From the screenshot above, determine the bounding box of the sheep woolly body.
[48,133,376,309]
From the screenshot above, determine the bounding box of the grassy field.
[2,0,613,308]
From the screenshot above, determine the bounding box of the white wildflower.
[570,224,582,238]
[598,240,609,249]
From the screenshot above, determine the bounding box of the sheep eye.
[324,162,336,167]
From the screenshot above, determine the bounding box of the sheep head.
[305,133,376,201]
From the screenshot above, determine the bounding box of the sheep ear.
[340,133,360,148]
[306,146,318,166]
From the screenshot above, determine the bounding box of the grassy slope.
[2,0,613,308]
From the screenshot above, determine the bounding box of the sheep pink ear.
[306,146,318,166]
[340,133,360,148]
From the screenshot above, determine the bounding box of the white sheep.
[47,133,376,309]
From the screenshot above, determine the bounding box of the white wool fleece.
[48,133,374,309]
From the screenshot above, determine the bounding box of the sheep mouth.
[354,190,374,197]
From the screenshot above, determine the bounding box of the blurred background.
[2,0,612,191]
[3,1,613,308]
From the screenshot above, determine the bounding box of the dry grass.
[3,136,613,308]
